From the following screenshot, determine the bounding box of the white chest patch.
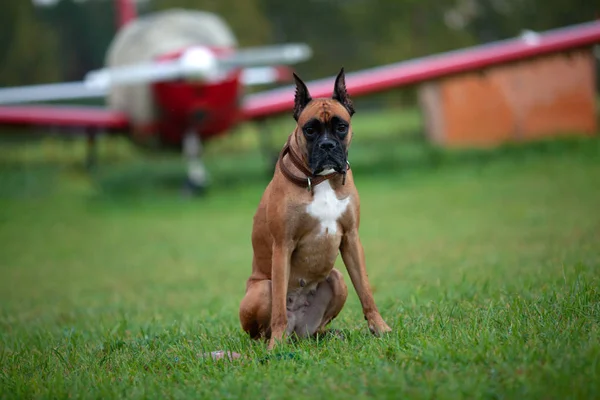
[306,180,350,235]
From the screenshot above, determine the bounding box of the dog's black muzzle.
[309,136,347,175]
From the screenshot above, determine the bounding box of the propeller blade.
[85,61,183,90]
[85,47,220,90]
[219,43,312,68]
[83,44,312,90]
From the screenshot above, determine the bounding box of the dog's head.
[293,68,355,176]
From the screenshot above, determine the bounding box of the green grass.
[0,109,599,399]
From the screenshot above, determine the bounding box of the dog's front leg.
[340,230,392,336]
[268,242,291,349]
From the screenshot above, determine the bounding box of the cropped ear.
[332,67,355,116]
[293,73,312,121]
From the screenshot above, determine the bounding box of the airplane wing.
[0,105,129,131]
[241,20,600,121]
[0,82,106,105]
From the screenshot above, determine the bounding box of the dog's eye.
[336,125,348,136]
[303,127,316,137]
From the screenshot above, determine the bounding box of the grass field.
[0,109,599,399]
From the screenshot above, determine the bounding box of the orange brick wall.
[418,49,597,147]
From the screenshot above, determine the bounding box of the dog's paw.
[367,315,392,337]
[268,335,286,350]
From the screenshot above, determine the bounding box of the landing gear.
[85,129,98,170]
[256,119,280,176]
[182,129,208,197]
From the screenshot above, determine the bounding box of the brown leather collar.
[277,136,349,192]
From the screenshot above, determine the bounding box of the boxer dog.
[239,68,391,349]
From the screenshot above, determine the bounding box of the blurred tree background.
[0,0,598,102]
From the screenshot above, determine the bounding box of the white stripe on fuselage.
[306,180,350,235]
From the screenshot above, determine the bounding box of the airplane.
[1,1,599,194]
[0,0,313,193]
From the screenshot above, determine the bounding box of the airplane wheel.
[182,178,207,198]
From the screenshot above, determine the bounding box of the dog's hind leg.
[316,268,348,332]
[239,280,272,339]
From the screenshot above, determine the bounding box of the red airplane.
[1,1,599,193]
[0,0,314,192]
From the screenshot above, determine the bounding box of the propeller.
[0,43,312,104]
[85,43,312,90]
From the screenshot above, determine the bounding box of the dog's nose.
[318,139,337,151]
